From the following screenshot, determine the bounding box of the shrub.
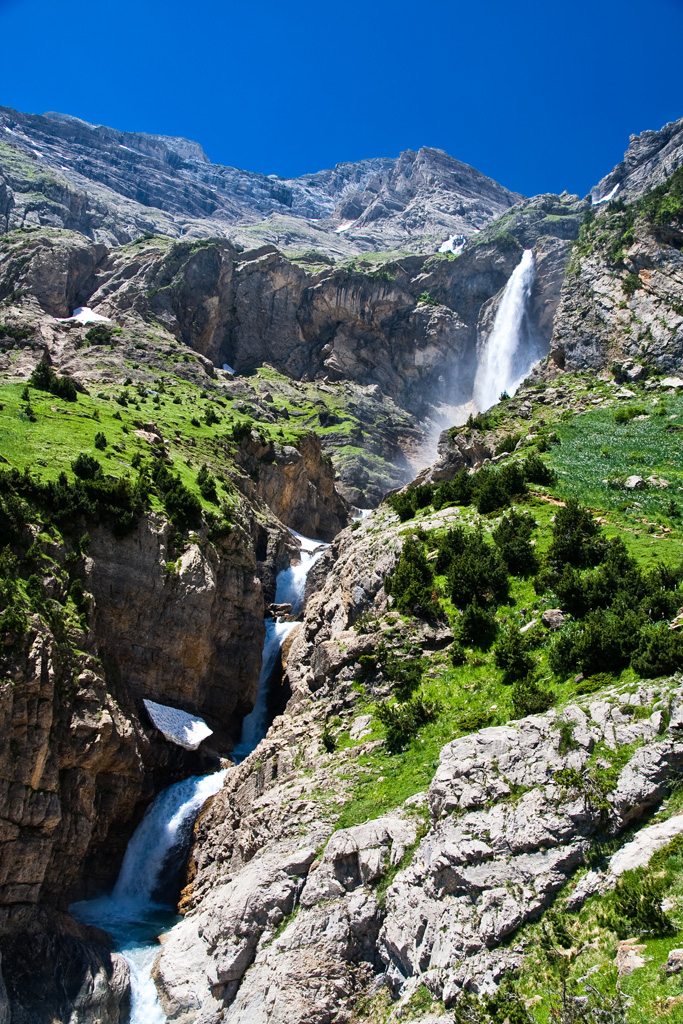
[196,464,218,503]
[29,359,78,402]
[94,431,107,450]
[387,536,439,618]
[546,499,605,569]
[523,452,556,484]
[382,653,424,700]
[204,405,220,426]
[432,470,474,510]
[71,453,102,480]
[614,405,645,425]
[493,509,538,576]
[494,432,522,457]
[599,867,673,938]
[448,529,509,608]
[231,419,254,443]
[631,622,683,677]
[511,675,554,717]
[575,672,613,695]
[84,323,114,346]
[622,272,640,297]
[494,626,535,683]
[549,608,642,677]
[459,598,498,648]
[375,694,441,752]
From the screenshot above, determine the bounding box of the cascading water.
[71,530,325,1021]
[233,530,327,761]
[71,770,227,1023]
[473,248,539,411]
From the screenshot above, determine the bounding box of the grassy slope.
[314,371,683,1022]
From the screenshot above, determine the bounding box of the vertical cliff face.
[85,516,267,746]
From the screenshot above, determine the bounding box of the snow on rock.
[438,234,466,254]
[592,182,620,205]
[334,220,356,234]
[143,699,213,750]
[56,306,112,325]
[222,362,235,374]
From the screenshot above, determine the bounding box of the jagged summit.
[0,104,521,254]
[591,114,683,203]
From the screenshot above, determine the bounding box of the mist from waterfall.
[473,249,537,411]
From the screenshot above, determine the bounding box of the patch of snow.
[222,362,235,374]
[143,699,213,751]
[119,144,133,151]
[3,127,14,134]
[55,306,112,325]
[32,149,44,159]
[335,220,356,234]
[438,234,466,254]
[592,182,620,206]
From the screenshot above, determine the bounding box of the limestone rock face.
[1,928,130,1024]
[234,430,351,541]
[553,121,683,375]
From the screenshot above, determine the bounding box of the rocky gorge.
[0,107,682,1024]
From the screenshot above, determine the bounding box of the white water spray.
[473,249,537,411]
[71,530,325,1021]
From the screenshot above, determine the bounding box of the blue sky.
[0,0,682,198]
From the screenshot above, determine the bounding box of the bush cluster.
[387,454,555,523]
[29,359,79,402]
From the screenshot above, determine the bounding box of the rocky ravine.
[151,505,683,1023]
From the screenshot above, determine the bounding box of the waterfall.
[71,770,227,1024]
[232,530,327,761]
[473,249,538,411]
[71,529,325,1021]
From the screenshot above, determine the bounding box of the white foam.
[71,769,227,1024]
[143,699,213,750]
[232,531,327,762]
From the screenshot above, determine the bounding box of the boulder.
[541,608,565,630]
[624,475,646,490]
[666,949,683,974]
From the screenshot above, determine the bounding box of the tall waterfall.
[473,249,537,411]
[71,530,325,1022]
